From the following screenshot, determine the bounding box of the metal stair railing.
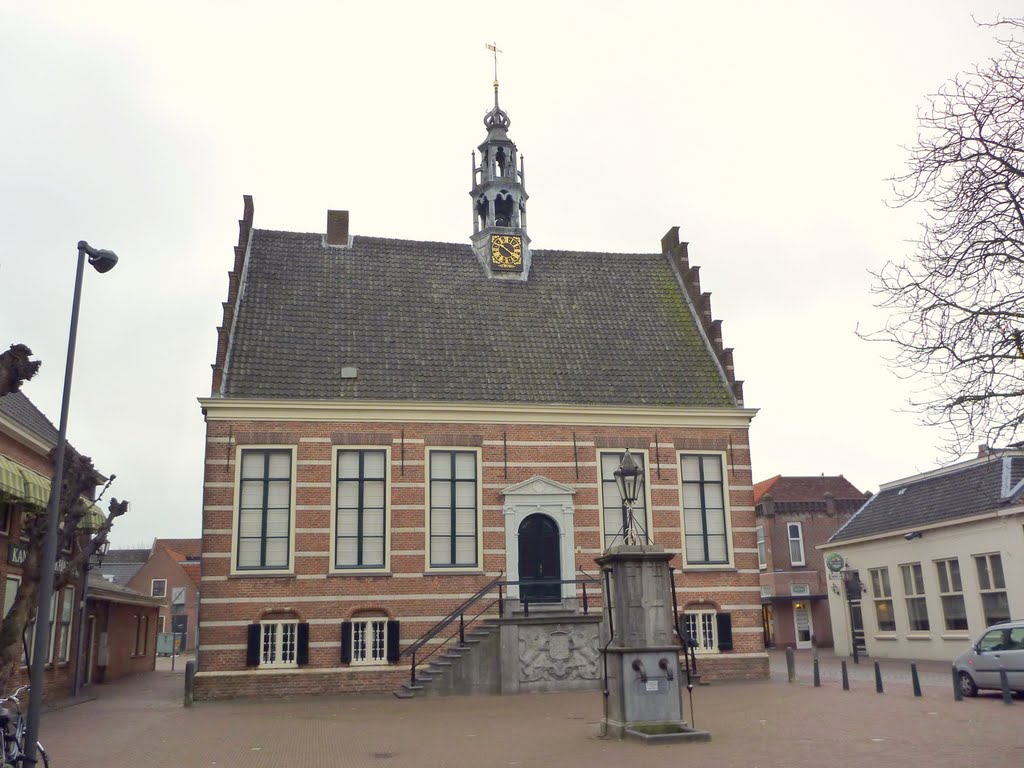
[399,574,504,687]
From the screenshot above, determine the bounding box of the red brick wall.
[199,418,766,694]
[126,548,199,650]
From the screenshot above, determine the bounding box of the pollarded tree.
[0,345,40,396]
[872,18,1024,454]
[0,445,127,690]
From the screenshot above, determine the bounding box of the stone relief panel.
[518,624,600,683]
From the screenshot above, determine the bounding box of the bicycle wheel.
[37,742,49,768]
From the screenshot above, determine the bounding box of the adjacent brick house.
[754,475,867,649]
[0,391,159,698]
[101,539,201,650]
[196,88,767,699]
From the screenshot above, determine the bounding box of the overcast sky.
[0,2,1013,546]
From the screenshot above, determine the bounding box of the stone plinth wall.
[498,615,602,694]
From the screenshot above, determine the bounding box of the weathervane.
[486,42,502,92]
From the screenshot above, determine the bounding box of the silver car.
[953,619,1024,697]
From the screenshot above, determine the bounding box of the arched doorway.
[518,513,561,603]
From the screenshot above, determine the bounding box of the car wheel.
[958,671,978,697]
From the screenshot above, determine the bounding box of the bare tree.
[0,446,127,690]
[870,17,1024,454]
[0,345,40,396]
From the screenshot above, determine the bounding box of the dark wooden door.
[518,514,561,603]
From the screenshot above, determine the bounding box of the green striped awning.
[0,457,107,529]
[17,466,51,509]
[81,498,106,531]
[0,456,26,497]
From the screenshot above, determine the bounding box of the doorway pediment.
[501,475,577,498]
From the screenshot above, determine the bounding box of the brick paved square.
[38,661,1022,768]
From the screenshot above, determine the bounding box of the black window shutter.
[340,621,352,664]
[296,622,310,666]
[386,620,401,664]
[246,624,261,667]
[716,612,733,651]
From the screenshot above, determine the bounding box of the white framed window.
[682,610,718,654]
[975,553,1010,625]
[427,449,481,569]
[151,579,167,598]
[333,447,390,572]
[759,585,773,598]
[58,586,74,663]
[158,615,166,634]
[791,584,810,596]
[598,450,652,549]
[234,447,295,573]
[787,522,805,566]
[679,452,731,565]
[869,567,896,632]
[756,525,766,569]
[899,562,930,632]
[935,558,968,631]
[3,575,19,618]
[351,618,388,665]
[260,621,298,668]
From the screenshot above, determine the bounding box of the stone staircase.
[393,620,501,698]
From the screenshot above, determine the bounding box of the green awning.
[0,456,25,497]
[0,459,105,529]
[17,466,50,509]
[81,498,106,531]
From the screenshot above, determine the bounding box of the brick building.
[753,475,866,649]
[195,87,767,699]
[0,390,159,699]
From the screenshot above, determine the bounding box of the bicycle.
[0,686,49,768]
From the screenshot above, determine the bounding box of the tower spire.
[470,47,531,281]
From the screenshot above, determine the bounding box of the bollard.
[813,656,820,688]
[841,660,850,691]
[874,661,884,693]
[952,666,963,702]
[786,647,796,683]
[184,660,196,707]
[911,662,922,697]
[1000,670,1013,705]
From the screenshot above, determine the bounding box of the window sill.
[228,572,296,580]
[681,566,736,573]
[873,634,898,641]
[905,634,932,641]
[255,665,300,672]
[329,570,392,578]
[941,633,971,641]
[424,568,484,575]
[348,661,391,669]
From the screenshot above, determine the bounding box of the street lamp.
[72,536,110,697]
[613,449,645,546]
[24,241,117,767]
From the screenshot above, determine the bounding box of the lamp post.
[840,564,865,665]
[72,537,109,698]
[613,449,645,546]
[24,241,117,767]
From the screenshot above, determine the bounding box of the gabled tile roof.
[181,562,200,589]
[220,231,735,407]
[154,537,202,560]
[829,454,1024,543]
[0,391,58,446]
[754,475,864,504]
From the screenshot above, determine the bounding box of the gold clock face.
[490,234,523,269]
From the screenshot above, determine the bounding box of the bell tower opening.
[469,70,532,280]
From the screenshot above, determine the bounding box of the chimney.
[978,443,990,458]
[326,210,350,246]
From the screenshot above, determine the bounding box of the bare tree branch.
[864,18,1024,457]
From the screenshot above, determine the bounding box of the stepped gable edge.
[211,194,254,396]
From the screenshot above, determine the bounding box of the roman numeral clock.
[490,234,523,271]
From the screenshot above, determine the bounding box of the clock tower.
[470,80,531,280]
